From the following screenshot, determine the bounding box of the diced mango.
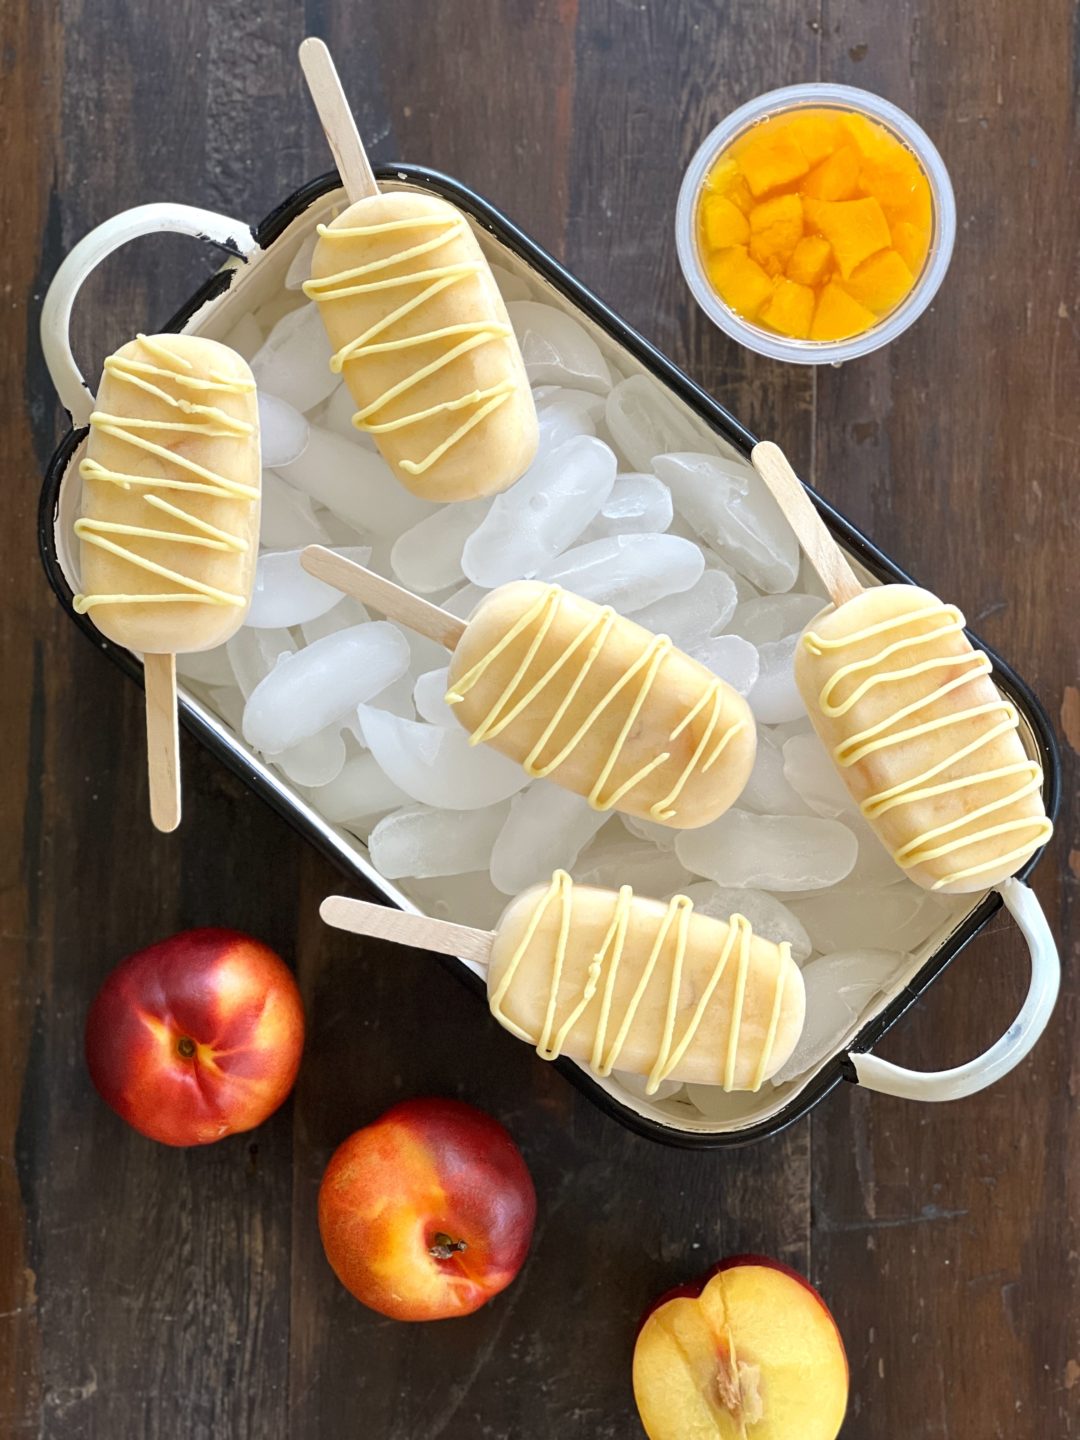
[702,194,750,249]
[857,147,924,214]
[842,248,914,313]
[801,144,861,201]
[748,194,804,273]
[785,111,841,165]
[725,175,756,214]
[803,196,891,278]
[706,245,775,318]
[891,219,929,274]
[786,234,833,286]
[760,279,816,338]
[810,281,878,340]
[705,157,740,193]
[840,112,894,161]
[738,135,810,197]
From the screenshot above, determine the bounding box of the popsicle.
[320,872,806,1093]
[751,443,1053,893]
[299,38,538,501]
[73,332,261,830]
[301,547,757,829]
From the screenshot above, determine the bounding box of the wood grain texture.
[2,1,1076,1438]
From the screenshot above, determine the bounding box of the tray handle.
[40,202,258,426]
[848,878,1059,1101]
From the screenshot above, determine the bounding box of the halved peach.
[633,1256,849,1440]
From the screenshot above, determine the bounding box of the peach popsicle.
[73,333,261,831]
[301,548,757,830]
[320,872,806,1094]
[751,443,1053,894]
[299,39,537,502]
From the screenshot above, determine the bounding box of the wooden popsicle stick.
[750,441,864,607]
[143,652,181,833]
[320,895,495,967]
[299,38,379,203]
[301,545,467,649]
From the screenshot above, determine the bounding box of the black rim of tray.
[38,164,1061,1149]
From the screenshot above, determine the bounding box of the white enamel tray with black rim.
[38,167,1061,1148]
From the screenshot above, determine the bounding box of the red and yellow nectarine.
[85,928,304,1146]
[633,1255,848,1440]
[318,1097,536,1321]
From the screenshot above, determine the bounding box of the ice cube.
[731,593,826,645]
[392,500,489,594]
[245,546,371,629]
[782,732,857,817]
[574,833,693,896]
[685,1084,766,1122]
[309,750,410,822]
[406,871,510,931]
[675,811,858,891]
[632,569,738,649]
[413,667,456,727]
[223,312,263,362]
[284,229,319,291]
[737,729,811,816]
[614,1071,683,1103]
[356,706,530,810]
[535,395,597,451]
[318,382,377,444]
[704,551,761,603]
[250,302,340,413]
[243,623,410,753]
[461,435,617,586]
[691,634,760,694]
[300,595,370,646]
[788,886,951,956]
[748,634,806,724]
[226,625,296,699]
[364,671,418,721]
[273,727,348,787]
[605,375,719,471]
[581,472,674,543]
[176,645,235,687]
[678,882,812,962]
[369,802,510,879]
[260,470,331,549]
[444,583,490,619]
[620,813,678,851]
[489,262,531,302]
[490,784,609,894]
[285,426,436,537]
[845,815,910,888]
[206,685,245,734]
[541,533,705,612]
[507,300,612,393]
[536,386,606,427]
[257,392,310,469]
[653,453,799,593]
[771,949,908,1085]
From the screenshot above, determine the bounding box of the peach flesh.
[633,1255,848,1440]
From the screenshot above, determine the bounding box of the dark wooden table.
[3,3,1077,1436]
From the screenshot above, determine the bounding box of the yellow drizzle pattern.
[303,213,515,475]
[74,336,257,613]
[489,871,790,1095]
[803,601,1053,890]
[444,585,745,821]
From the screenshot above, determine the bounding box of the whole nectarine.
[85,928,304,1146]
[633,1254,848,1439]
[318,1097,536,1321]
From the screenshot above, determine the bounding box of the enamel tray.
[38,167,1061,1147]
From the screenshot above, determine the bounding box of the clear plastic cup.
[675,83,956,365]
